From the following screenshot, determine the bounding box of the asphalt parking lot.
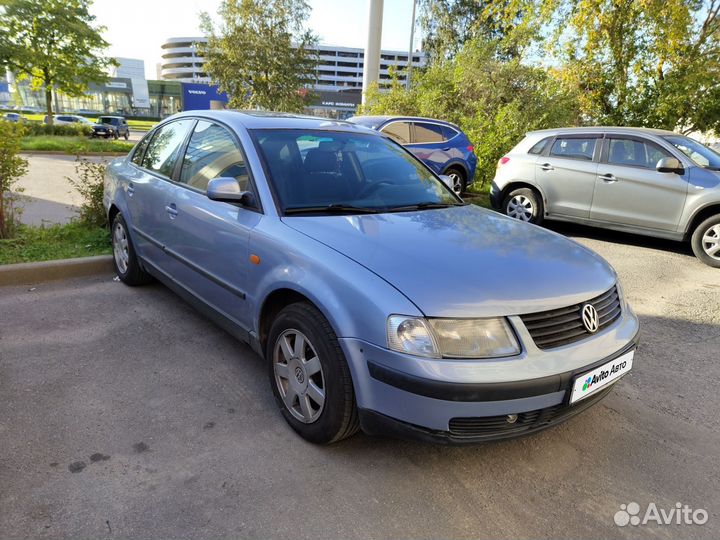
[1,223,719,539]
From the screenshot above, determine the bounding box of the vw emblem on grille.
[581,303,599,333]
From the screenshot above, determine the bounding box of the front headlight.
[387,315,520,359]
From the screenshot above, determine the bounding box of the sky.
[90,0,421,80]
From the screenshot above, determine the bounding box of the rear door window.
[380,121,411,144]
[529,137,552,155]
[549,137,596,161]
[413,122,445,143]
[141,119,194,178]
[442,126,459,141]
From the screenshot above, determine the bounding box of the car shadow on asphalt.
[543,221,695,259]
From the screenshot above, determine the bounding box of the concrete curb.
[20,151,127,157]
[0,255,114,287]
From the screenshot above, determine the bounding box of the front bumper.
[340,315,639,444]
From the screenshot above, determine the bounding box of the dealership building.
[1,39,424,119]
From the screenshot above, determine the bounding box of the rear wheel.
[444,167,466,195]
[267,302,359,444]
[111,213,153,285]
[691,214,720,268]
[502,187,544,225]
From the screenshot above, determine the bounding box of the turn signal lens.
[387,316,439,358]
[498,156,510,168]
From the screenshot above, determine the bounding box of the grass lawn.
[127,119,157,131]
[0,222,111,265]
[20,135,134,154]
[11,113,157,131]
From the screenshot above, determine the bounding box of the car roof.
[348,115,460,130]
[166,110,375,133]
[528,126,679,137]
[99,115,124,119]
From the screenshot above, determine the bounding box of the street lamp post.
[361,0,384,105]
[406,0,417,90]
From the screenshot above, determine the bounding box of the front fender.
[248,218,422,348]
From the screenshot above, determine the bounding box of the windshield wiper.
[384,201,467,213]
[284,204,380,215]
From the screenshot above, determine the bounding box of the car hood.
[282,205,617,317]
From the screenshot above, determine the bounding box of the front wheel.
[113,131,119,140]
[267,302,359,444]
[502,187,544,225]
[691,215,720,268]
[124,131,129,140]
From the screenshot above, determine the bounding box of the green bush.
[0,121,28,239]
[24,122,94,137]
[360,38,582,188]
[66,156,108,227]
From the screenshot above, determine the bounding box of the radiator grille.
[519,285,621,350]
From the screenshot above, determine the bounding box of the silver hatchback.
[491,127,720,267]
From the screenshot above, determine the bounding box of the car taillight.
[497,156,510,167]
[467,145,474,153]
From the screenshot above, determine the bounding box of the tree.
[418,0,546,60]
[200,0,318,112]
[551,0,720,133]
[0,0,116,125]
[361,38,581,186]
[0,121,28,239]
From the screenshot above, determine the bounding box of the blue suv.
[348,115,477,194]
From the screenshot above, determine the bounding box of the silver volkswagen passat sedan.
[104,111,639,444]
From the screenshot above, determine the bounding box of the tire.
[444,167,466,196]
[113,131,119,140]
[690,214,720,268]
[111,213,153,285]
[502,187,544,225]
[124,131,129,140]
[267,302,359,444]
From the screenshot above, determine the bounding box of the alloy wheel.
[112,221,130,274]
[701,224,720,260]
[273,329,326,424]
[507,195,534,222]
[448,172,463,195]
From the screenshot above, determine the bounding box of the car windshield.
[252,129,461,214]
[663,135,720,170]
[99,117,119,125]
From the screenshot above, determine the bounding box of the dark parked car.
[93,116,130,140]
[3,112,29,123]
[348,115,477,195]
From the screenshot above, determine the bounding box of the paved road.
[16,154,109,226]
[1,225,718,539]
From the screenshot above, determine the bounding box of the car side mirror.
[656,156,684,174]
[438,174,454,190]
[207,177,256,207]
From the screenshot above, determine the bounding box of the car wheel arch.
[500,181,547,211]
[685,203,720,240]
[108,203,120,225]
[443,162,468,179]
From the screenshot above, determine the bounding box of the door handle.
[599,174,617,183]
[127,182,135,196]
[441,146,451,151]
[165,203,178,219]
[540,163,554,171]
